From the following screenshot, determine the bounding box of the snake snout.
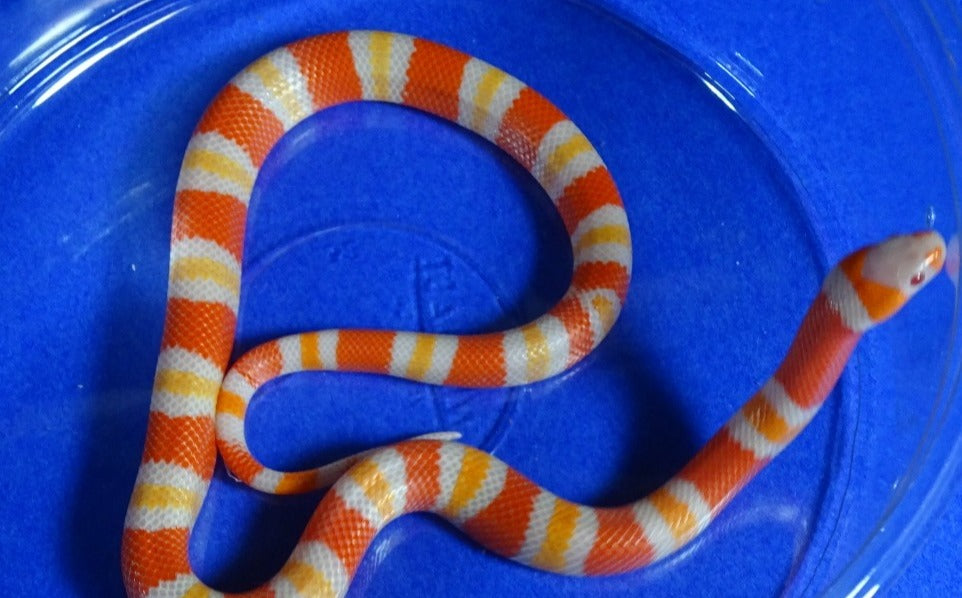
[862,230,946,298]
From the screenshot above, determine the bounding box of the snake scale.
[121,30,947,597]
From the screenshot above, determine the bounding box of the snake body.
[121,30,946,597]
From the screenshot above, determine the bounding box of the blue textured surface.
[0,1,958,596]
[891,485,962,596]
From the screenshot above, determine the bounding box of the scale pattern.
[121,30,946,597]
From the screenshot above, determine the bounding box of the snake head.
[836,230,946,326]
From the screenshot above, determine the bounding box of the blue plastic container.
[1,1,959,596]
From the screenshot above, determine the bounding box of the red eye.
[910,271,926,286]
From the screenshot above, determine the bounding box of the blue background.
[1,1,959,596]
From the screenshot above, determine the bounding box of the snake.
[121,30,947,597]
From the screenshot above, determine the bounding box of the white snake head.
[840,230,946,325]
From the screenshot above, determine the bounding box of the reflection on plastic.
[33,8,185,107]
[698,75,737,112]
[2,0,189,128]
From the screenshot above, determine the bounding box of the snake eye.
[910,271,926,286]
